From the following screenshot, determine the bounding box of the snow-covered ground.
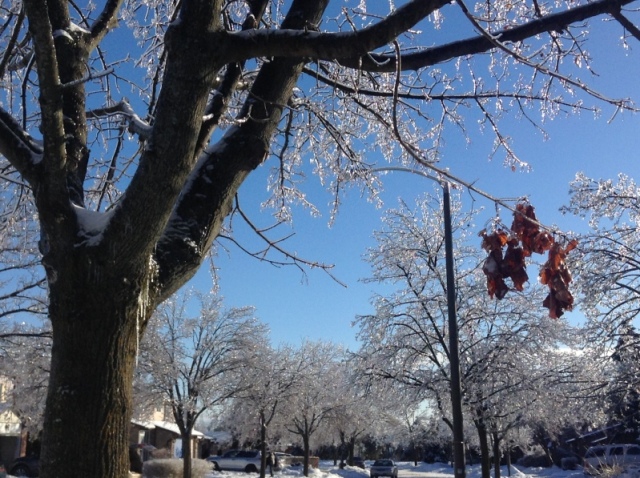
[204,461,586,478]
[4,459,586,478]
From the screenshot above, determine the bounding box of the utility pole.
[372,168,466,478]
[443,182,466,478]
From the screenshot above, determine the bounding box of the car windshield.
[374,460,393,466]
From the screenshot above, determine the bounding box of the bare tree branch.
[612,10,640,41]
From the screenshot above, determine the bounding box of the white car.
[208,450,262,473]
[370,459,398,478]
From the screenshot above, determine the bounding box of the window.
[626,447,640,456]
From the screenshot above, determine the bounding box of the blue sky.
[188,9,640,350]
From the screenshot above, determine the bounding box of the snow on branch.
[87,100,153,140]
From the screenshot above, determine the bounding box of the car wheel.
[11,464,30,477]
[211,462,220,471]
[245,464,258,473]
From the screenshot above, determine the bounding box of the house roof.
[131,419,204,438]
[204,430,233,443]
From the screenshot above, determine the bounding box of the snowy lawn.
[201,461,587,478]
[7,460,584,478]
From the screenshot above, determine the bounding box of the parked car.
[207,449,262,472]
[370,459,398,478]
[9,456,40,477]
[583,444,640,476]
[352,457,366,469]
[274,452,296,468]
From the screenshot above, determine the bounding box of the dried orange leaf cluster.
[480,203,577,319]
[539,239,578,319]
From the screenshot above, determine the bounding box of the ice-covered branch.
[0,106,43,181]
[87,100,153,140]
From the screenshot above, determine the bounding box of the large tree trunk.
[182,430,193,478]
[474,418,491,478]
[260,412,269,478]
[40,268,148,478]
[302,431,311,477]
[492,431,502,478]
[24,2,328,477]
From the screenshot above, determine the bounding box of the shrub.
[143,458,213,478]
[517,452,552,468]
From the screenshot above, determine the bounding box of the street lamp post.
[372,168,466,478]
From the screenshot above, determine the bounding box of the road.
[399,467,455,478]
[316,463,459,478]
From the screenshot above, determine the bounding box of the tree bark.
[181,428,193,478]
[492,431,502,478]
[260,411,269,478]
[474,418,491,478]
[41,263,149,477]
[302,431,311,477]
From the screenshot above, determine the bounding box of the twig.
[381,42,560,237]
[611,10,640,42]
[455,0,636,111]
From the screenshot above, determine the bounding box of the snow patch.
[68,22,90,34]
[73,205,114,246]
[53,29,74,41]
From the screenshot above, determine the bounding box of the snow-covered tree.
[356,191,582,478]
[563,173,640,333]
[137,291,265,478]
[0,0,637,474]
[223,342,302,478]
[562,173,640,438]
[609,325,640,442]
[323,364,379,467]
[0,195,46,323]
[0,322,50,435]
[284,341,345,476]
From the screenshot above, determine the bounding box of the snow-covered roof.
[203,430,233,443]
[131,419,204,437]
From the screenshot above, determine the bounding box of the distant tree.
[1,0,637,475]
[284,341,345,476]
[324,366,377,467]
[563,173,640,334]
[137,291,265,478]
[563,173,640,439]
[223,342,302,478]
[356,192,582,478]
[608,325,640,442]
[369,388,424,466]
[0,323,50,435]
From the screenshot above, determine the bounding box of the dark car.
[352,457,366,469]
[9,456,39,477]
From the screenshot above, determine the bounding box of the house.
[130,420,205,460]
[0,377,28,466]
